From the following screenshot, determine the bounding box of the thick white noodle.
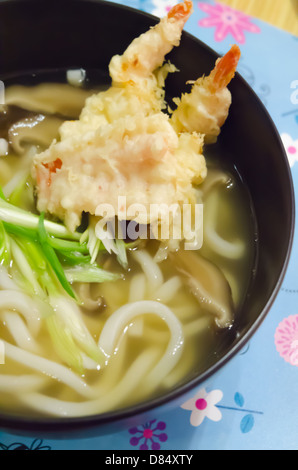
[141,325,169,343]
[128,273,147,303]
[0,138,8,156]
[0,160,12,183]
[98,300,184,394]
[171,304,199,321]
[204,191,245,260]
[2,341,95,399]
[20,347,160,417]
[182,315,212,337]
[205,226,245,260]
[0,374,46,393]
[161,345,195,390]
[201,169,230,195]
[153,242,169,263]
[97,332,129,391]
[132,250,164,294]
[161,319,211,390]
[2,311,40,353]
[0,267,22,291]
[81,353,100,371]
[152,276,182,303]
[128,273,146,336]
[0,290,42,336]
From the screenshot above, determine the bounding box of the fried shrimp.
[171,45,241,143]
[33,2,239,246]
[109,0,193,84]
[33,1,205,234]
[59,1,193,141]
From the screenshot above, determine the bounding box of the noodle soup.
[0,1,257,418]
[0,77,256,416]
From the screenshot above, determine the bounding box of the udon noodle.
[0,1,256,418]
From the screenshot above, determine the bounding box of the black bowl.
[0,0,294,438]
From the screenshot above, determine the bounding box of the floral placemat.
[0,0,298,451]
[218,0,298,35]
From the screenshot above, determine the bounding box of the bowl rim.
[0,0,295,435]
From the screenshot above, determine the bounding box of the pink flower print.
[181,388,223,426]
[281,133,298,168]
[275,315,298,366]
[129,420,168,450]
[198,2,261,44]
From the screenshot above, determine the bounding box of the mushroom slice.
[170,250,234,328]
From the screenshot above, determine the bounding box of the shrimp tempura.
[109,0,193,84]
[32,3,240,251]
[33,1,206,235]
[59,0,193,141]
[171,45,241,143]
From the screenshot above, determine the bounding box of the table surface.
[0,0,298,451]
[220,0,298,35]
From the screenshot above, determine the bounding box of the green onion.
[64,265,123,284]
[8,173,30,207]
[46,314,84,374]
[48,237,89,253]
[115,238,128,269]
[0,184,125,298]
[3,222,38,241]
[57,250,92,266]
[0,184,124,372]
[0,196,80,240]
[0,186,6,201]
[49,295,105,366]
[38,212,76,300]
[10,237,45,297]
[0,221,11,266]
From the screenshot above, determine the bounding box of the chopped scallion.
[38,212,77,300]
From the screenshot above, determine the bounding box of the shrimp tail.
[208,44,241,93]
[168,0,193,23]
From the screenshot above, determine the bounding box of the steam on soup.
[0,0,256,418]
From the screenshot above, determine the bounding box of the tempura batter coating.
[171,45,241,143]
[34,112,206,230]
[33,1,240,234]
[33,1,207,231]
